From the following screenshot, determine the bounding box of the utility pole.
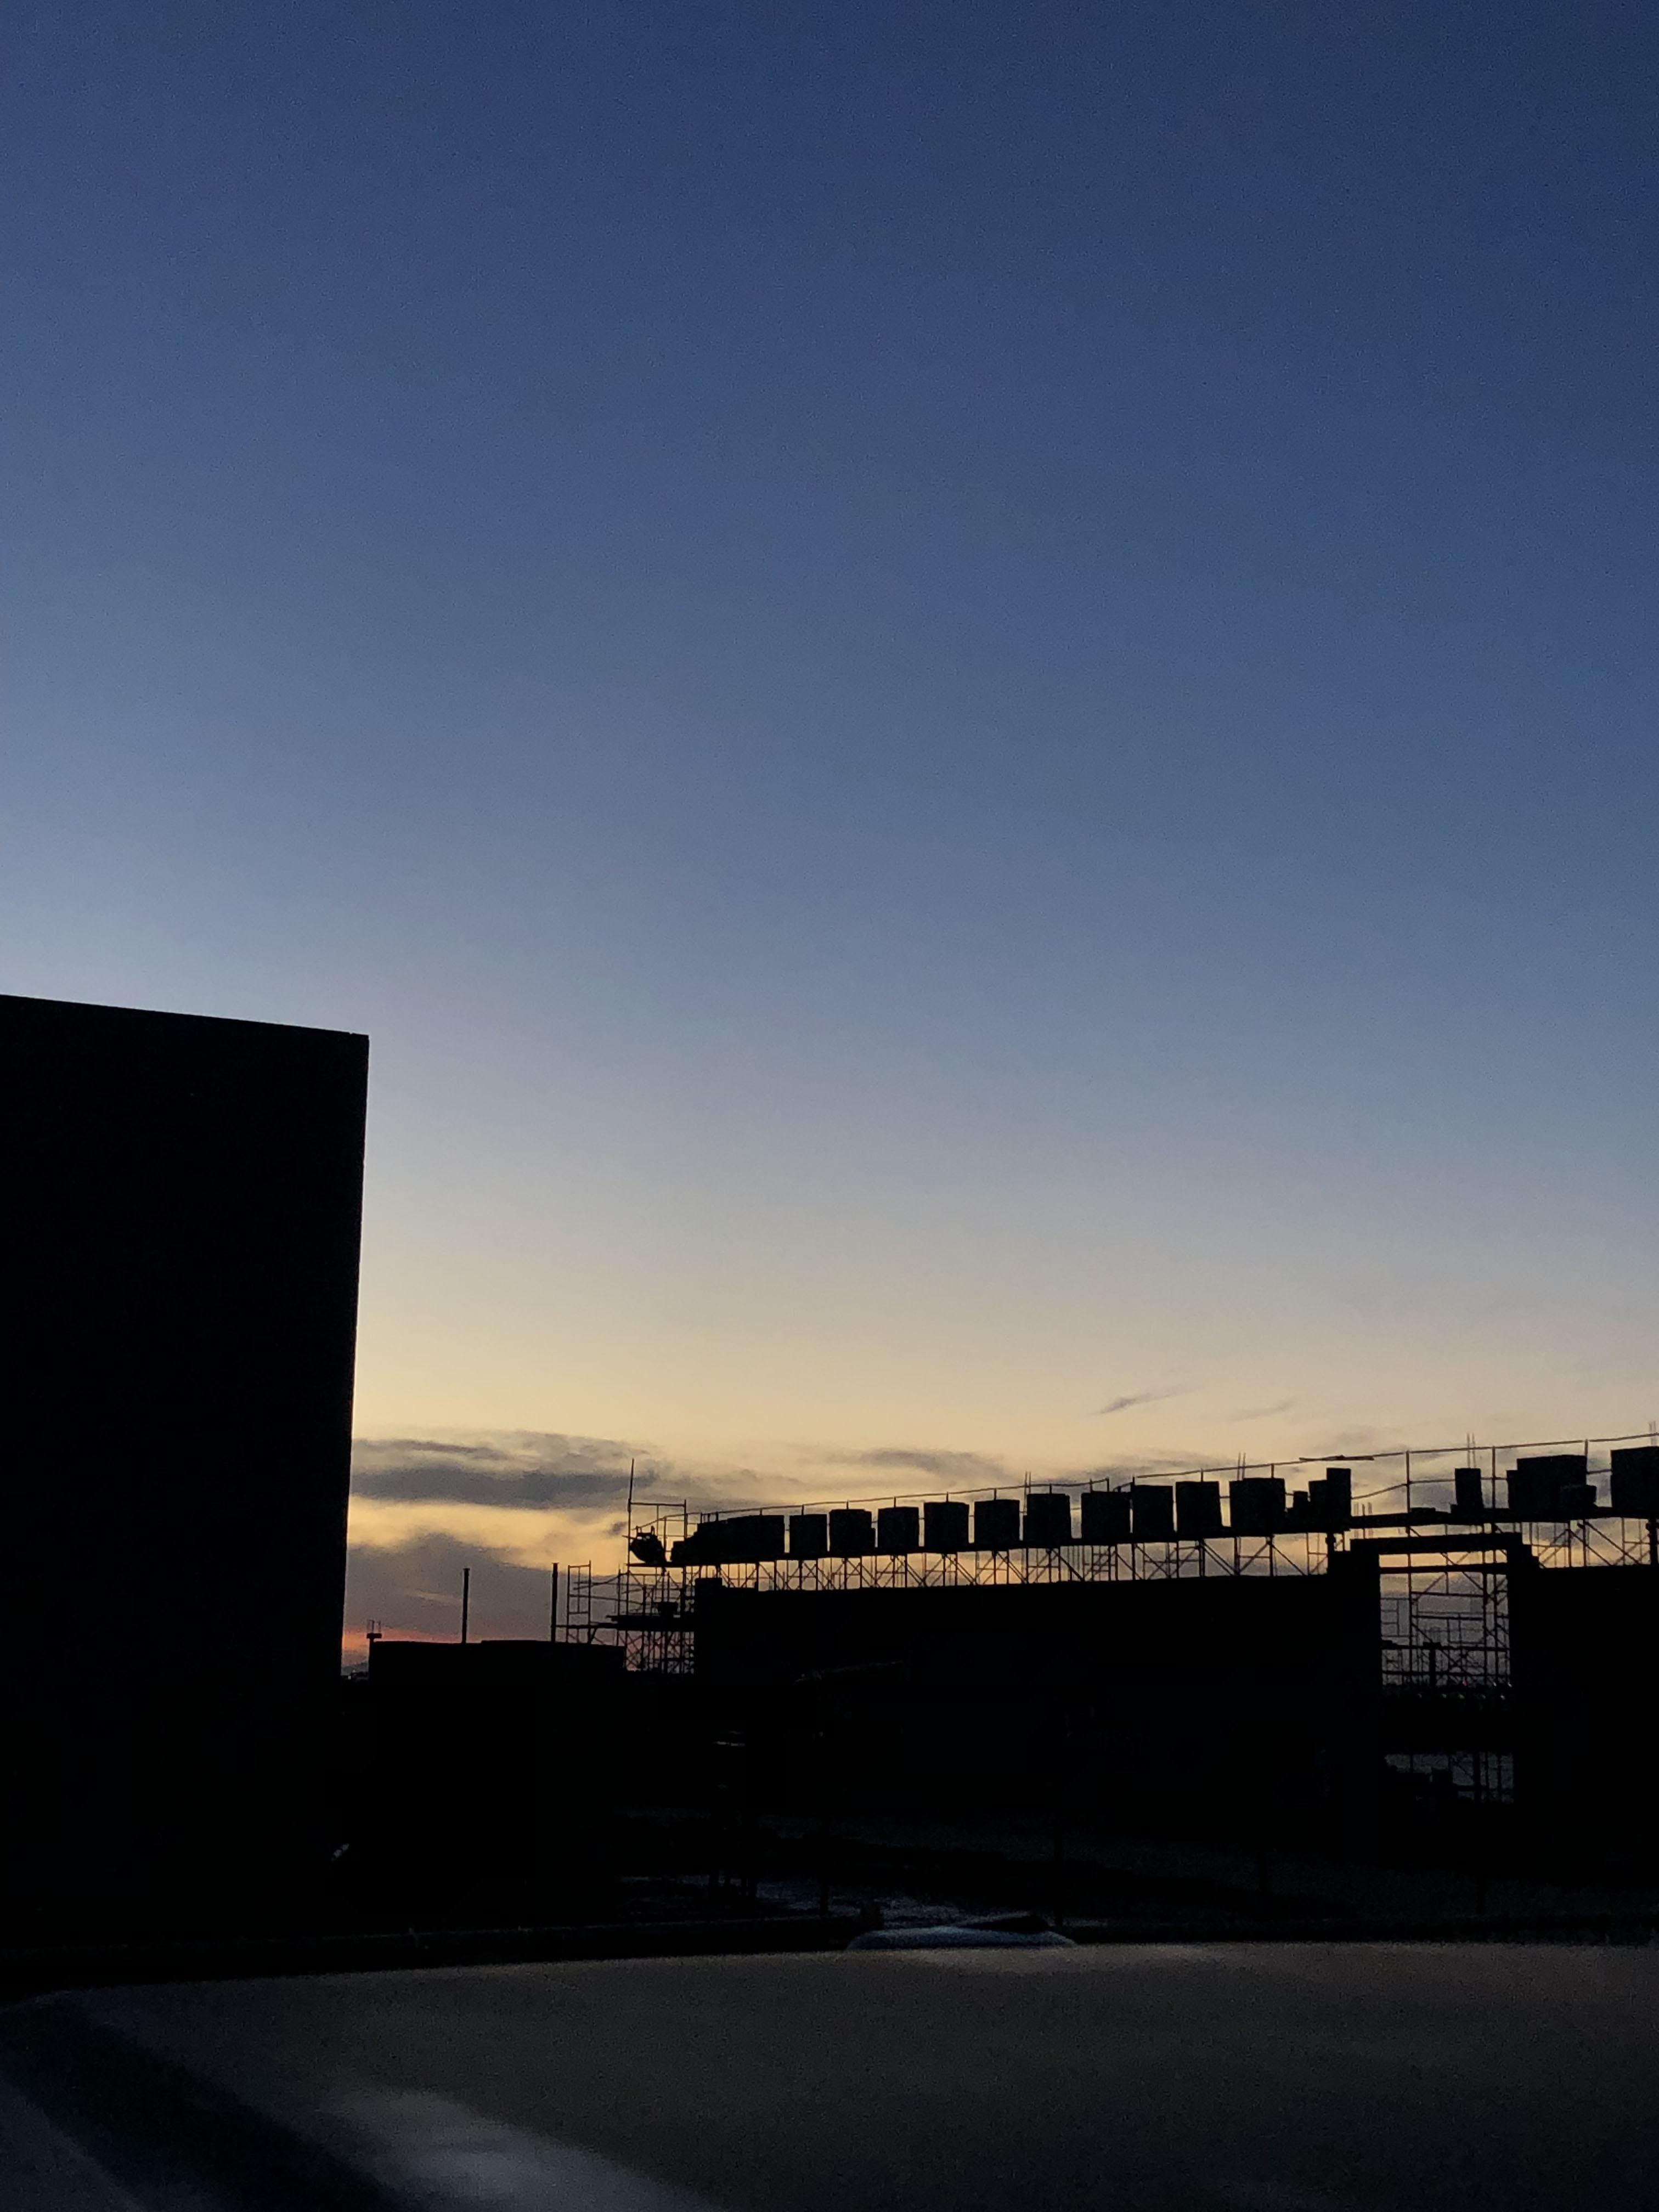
[460,1566,470,1645]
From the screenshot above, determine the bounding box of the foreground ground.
[5,1942,1659,2209]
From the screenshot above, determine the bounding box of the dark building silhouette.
[345,1640,626,1921]
[0,993,368,1945]
[692,1574,1378,1848]
[1509,1561,1659,1876]
[679,1547,1659,1876]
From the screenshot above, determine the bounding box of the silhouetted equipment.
[1286,1469,1349,1532]
[1023,1493,1074,1547]
[974,1497,1022,1550]
[629,1532,668,1568]
[736,1514,787,1561]
[924,1500,971,1551]
[1509,1455,1589,1519]
[1609,1446,1659,1518]
[1131,1484,1175,1541]
[1453,1467,1486,1520]
[672,1514,787,1567]
[877,1505,921,1554]
[0,991,368,1945]
[789,1513,829,1559]
[829,1508,876,1557]
[1315,1468,1353,1528]
[1229,1476,1286,1536]
[1175,1481,1223,1539]
[1080,1489,1132,1543]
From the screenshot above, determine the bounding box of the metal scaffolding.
[603,1425,1659,1676]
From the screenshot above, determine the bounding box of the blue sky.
[4,2,1656,1633]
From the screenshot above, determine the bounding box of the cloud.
[348,1493,621,1561]
[342,1528,620,1653]
[820,1446,1008,1485]
[351,1431,662,1510]
[1069,1452,1205,1483]
[1295,1423,1399,1460]
[1093,1386,1190,1417]
[348,1429,820,1539]
[1227,1398,1296,1422]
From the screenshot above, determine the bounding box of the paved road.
[5,1944,1659,2208]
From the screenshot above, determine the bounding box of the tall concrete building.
[0,994,369,1945]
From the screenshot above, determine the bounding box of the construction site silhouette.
[4,992,1659,1970]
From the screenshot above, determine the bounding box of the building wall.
[351,1640,625,1922]
[694,1573,1375,1846]
[1508,1561,1659,1874]
[0,993,368,1942]
[693,1559,1659,1870]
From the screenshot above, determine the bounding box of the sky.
[3,2,1656,1645]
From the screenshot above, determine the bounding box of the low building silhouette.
[343,1639,626,1923]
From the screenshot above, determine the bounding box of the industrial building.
[0,992,369,1944]
[606,1441,1659,1869]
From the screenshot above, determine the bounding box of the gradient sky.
[4,3,1656,1641]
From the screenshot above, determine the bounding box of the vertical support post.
[815,1681,832,1919]
[460,1565,471,1645]
[550,1562,560,1641]
[1050,1700,1068,1928]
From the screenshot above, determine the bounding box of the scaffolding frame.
[606,1427,1659,1674]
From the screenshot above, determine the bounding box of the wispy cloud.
[1228,1398,1296,1423]
[1070,1452,1206,1483]
[1093,1386,1190,1417]
[350,1430,819,1517]
[821,1446,1008,1485]
[1297,1423,1400,1460]
[352,1432,649,1509]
